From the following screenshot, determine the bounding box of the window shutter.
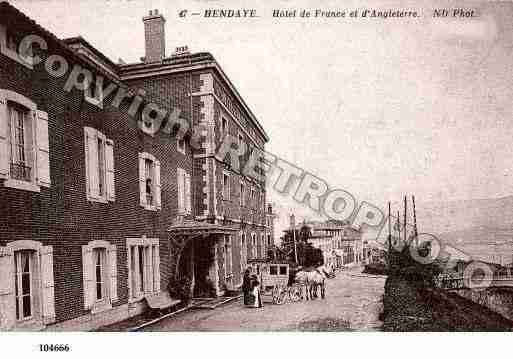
[139,154,146,206]
[154,160,161,210]
[36,110,51,187]
[177,168,185,214]
[154,244,161,293]
[146,246,154,294]
[107,245,118,303]
[185,172,191,214]
[84,127,99,200]
[81,245,94,310]
[40,245,55,324]
[105,139,115,201]
[0,247,16,330]
[0,92,8,178]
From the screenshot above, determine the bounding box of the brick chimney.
[143,9,166,63]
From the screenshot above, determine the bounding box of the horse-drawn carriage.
[248,259,303,305]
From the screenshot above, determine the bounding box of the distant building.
[281,216,364,268]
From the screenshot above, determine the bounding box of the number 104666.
[39,344,70,352]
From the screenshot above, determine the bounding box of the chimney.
[143,9,166,63]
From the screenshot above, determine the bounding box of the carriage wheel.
[272,287,287,305]
[289,286,302,302]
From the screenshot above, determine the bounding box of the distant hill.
[408,196,513,264]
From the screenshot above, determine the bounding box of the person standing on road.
[251,275,263,308]
[242,268,252,306]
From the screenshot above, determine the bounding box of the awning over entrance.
[167,219,238,237]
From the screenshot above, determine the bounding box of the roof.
[0,2,129,90]
[120,53,270,143]
[63,36,119,76]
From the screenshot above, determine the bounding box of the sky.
[8,0,513,235]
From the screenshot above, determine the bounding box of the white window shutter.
[154,160,161,210]
[107,245,118,303]
[105,139,115,201]
[185,173,191,214]
[84,127,99,200]
[177,168,185,214]
[146,246,154,294]
[139,154,146,206]
[36,110,51,187]
[154,244,161,293]
[40,245,55,324]
[81,246,94,310]
[0,92,8,179]
[0,247,16,330]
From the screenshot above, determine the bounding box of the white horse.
[295,265,329,300]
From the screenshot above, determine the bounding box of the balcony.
[10,162,31,182]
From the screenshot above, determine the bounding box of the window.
[0,241,55,330]
[270,265,278,275]
[0,90,51,192]
[6,29,17,52]
[238,133,244,150]
[251,233,257,259]
[267,234,271,247]
[177,137,185,154]
[9,104,30,182]
[177,168,191,214]
[0,25,33,69]
[222,172,230,200]
[14,250,34,320]
[84,127,114,202]
[279,266,287,275]
[240,181,245,206]
[94,248,106,301]
[221,117,227,135]
[224,235,232,279]
[82,241,117,312]
[240,232,247,273]
[139,153,161,210]
[251,187,256,208]
[145,158,154,206]
[261,234,265,258]
[127,238,160,301]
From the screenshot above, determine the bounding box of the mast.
[412,195,418,246]
[403,195,407,244]
[388,201,392,253]
[397,210,401,246]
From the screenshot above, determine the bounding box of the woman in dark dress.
[242,269,252,306]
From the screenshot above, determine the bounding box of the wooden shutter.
[154,160,161,210]
[177,168,185,214]
[40,245,55,324]
[107,245,118,303]
[0,92,8,178]
[0,247,15,330]
[139,154,146,206]
[154,244,161,293]
[36,110,51,187]
[185,172,191,214]
[146,246,154,294]
[81,245,94,310]
[105,139,115,201]
[84,127,99,200]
